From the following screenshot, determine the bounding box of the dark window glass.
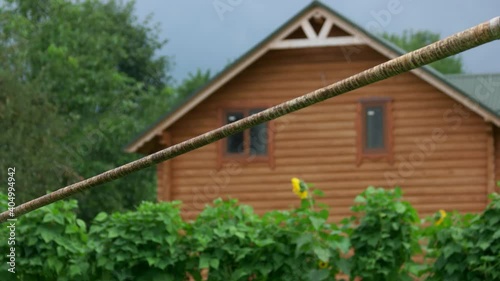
[249,109,267,155]
[364,105,385,150]
[226,112,244,154]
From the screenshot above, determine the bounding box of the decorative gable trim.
[269,10,364,50]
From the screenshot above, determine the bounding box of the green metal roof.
[125,1,500,152]
[444,74,500,115]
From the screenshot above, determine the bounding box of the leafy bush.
[269,189,351,280]
[0,183,498,281]
[348,187,420,281]
[88,201,190,280]
[188,186,349,281]
[423,193,500,280]
[0,193,89,281]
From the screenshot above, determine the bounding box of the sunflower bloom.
[318,260,329,269]
[435,209,447,226]
[299,190,308,199]
[291,177,301,195]
[291,177,308,200]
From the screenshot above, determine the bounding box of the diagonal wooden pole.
[1,17,499,223]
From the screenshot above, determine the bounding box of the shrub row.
[1,184,499,281]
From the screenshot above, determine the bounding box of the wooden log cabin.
[125,2,500,221]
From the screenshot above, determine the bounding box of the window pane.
[226,112,244,154]
[365,106,384,150]
[249,109,267,155]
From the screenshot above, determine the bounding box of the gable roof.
[125,1,500,153]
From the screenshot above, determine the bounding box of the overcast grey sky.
[133,0,500,83]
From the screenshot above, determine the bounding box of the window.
[365,106,384,150]
[219,106,274,168]
[356,98,393,164]
[225,111,245,154]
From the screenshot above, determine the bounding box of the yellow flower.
[291,177,301,195]
[435,209,447,226]
[299,190,308,199]
[291,177,308,200]
[318,260,329,269]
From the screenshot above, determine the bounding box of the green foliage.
[349,187,420,281]
[423,194,500,280]
[0,68,72,201]
[0,0,173,220]
[0,193,89,281]
[88,201,189,280]
[189,199,264,280]
[174,68,212,102]
[188,196,348,281]
[382,30,464,74]
[0,185,498,281]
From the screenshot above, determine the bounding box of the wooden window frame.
[356,97,393,165]
[217,102,275,170]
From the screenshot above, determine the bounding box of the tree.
[1,0,173,221]
[174,68,212,102]
[382,30,464,74]
[0,66,75,202]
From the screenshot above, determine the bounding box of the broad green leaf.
[94,212,108,222]
[337,237,351,254]
[312,189,325,197]
[209,258,220,269]
[232,268,251,280]
[307,269,330,281]
[39,227,58,242]
[395,202,406,214]
[477,239,491,250]
[336,258,351,275]
[354,195,366,203]
[69,264,82,276]
[76,219,86,231]
[309,216,326,231]
[165,235,176,246]
[313,247,330,262]
[318,209,329,220]
[199,254,210,269]
[296,234,313,250]
[255,238,274,247]
[108,228,119,238]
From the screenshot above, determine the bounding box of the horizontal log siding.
[164,46,489,221]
